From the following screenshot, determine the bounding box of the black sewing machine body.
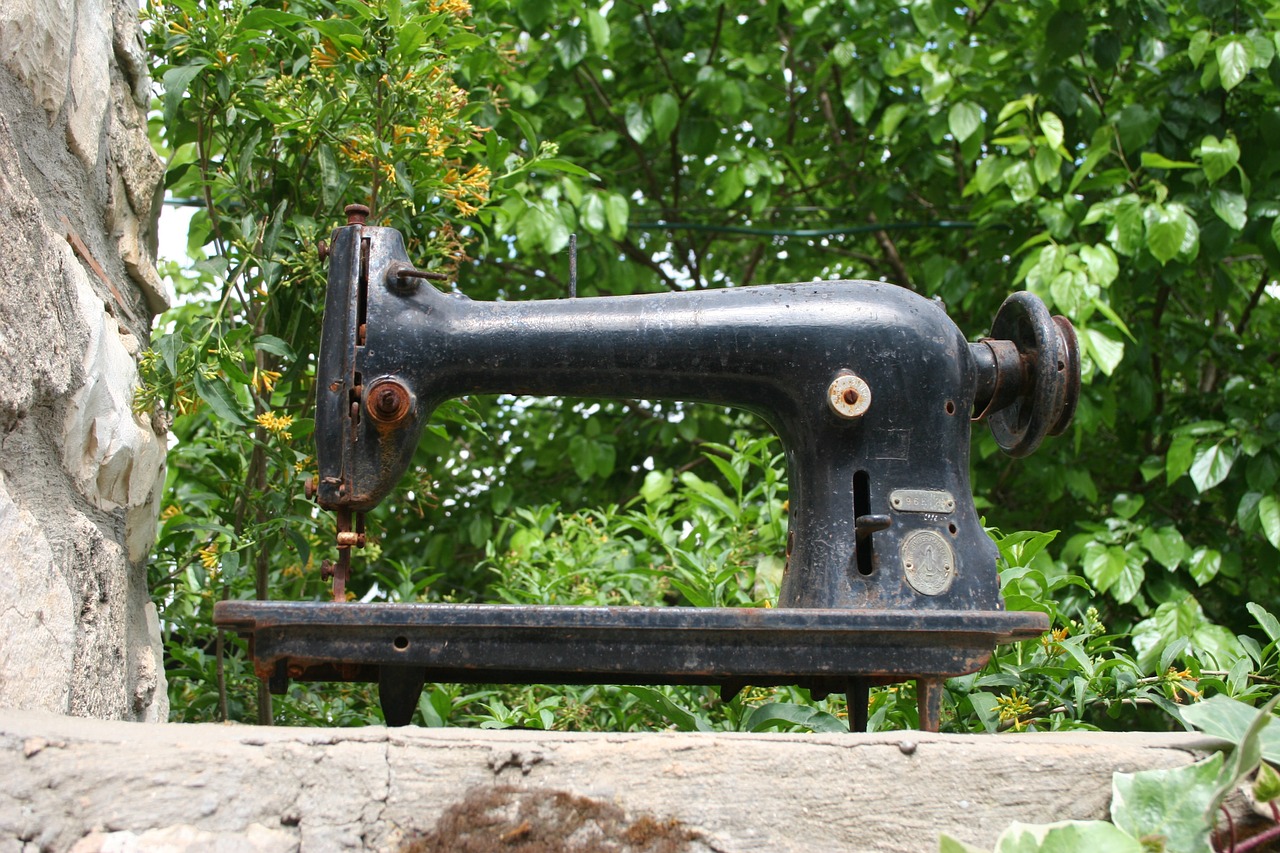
[216,206,1078,731]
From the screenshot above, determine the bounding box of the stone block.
[0,710,1239,853]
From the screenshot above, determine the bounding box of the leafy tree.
[145,0,1280,729]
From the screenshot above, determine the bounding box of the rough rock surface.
[0,710,1231,852]
[0,0,168,719]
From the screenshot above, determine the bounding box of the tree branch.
[1238,266,1271,336]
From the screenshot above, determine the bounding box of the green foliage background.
[144,0,1280,732]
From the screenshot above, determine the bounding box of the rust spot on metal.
[366,379,412,426]
[345,203,371,225]
[336,531,366,548]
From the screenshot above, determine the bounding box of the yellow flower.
[199,543,219,571]
[430,0,471,15]
[1040,626,1069,655]
[256,411,294,440]
[311,40,340,69]
[995,689,1034,730]
[253,368,282,394]
[1165,667,1202,702]
[160,504,181,521]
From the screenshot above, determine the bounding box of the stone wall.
[0,0,169,720]
[0,709,1245,853]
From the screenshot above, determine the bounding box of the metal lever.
[854,514,891,541]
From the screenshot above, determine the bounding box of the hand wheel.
[982,292,1080,458]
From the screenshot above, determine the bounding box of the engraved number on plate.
[889,489,956,514]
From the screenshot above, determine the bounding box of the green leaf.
[844,78,881,125]
[1189,30,1212,66]
[253,335,294,360]
[1004,161,1038,203]
[650,92,680,141]
[640,469,672,504]
[1079,243,1119,288]
[938,835,989,853]
[1110,196,1145,257]
[1083,327,1125,375]
[744,702,846,733]
[1248,602,1280,643]
[604,193,629,240]
[568,435,596,481]
[1044,9,1087,61]
[1188,547,1222,586]
[516,0,550,30]
[714,166,745,206]
[162,63,209,127]
[1033,146,1061,185]
[1141,526,1188,571]
[948,101,982,141]
[991,821,1142,853]
[584,9,610,52]
[1199,134,1240,184]
[1082,543,1128,596]
[1190,441,1237,492]
[580,194,606,234]
[1113,493,1144,519]
[622,686,712,732]
[624,102,652,143]
[1254,761,1280,803]
[510,109,539,151]
[1260,495,1280,550]
[1111,752,1223,853]
[1199,694,1280,815]
[1167,435,1196,484]
[1216,36,1253,90]
[317,144,345,210]
[678,471,738,519]
[1141,153,1197,170]
[1143,203,1188,265]
[880,103,909,137]
[193,373,249,426]
[155,333,182,375]
[538,159,592,178]
[1210,188,1248,231]
[1182,694,1280,765]
[1115,104,1160,153]
[1037,111,1064,151]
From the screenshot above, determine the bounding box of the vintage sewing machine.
[215,204,1079,732]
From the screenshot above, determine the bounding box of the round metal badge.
[900,530,955,596]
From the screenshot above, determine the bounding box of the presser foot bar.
[215,602,1046,732]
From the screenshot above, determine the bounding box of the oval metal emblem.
[900,530,955,596]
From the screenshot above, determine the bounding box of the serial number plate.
[889,489,956,514]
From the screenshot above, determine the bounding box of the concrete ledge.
[0,710,1224,852]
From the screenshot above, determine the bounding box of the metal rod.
[569,233,577,298]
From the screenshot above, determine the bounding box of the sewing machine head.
[311,204,1078,610]
[218,203,1080,732]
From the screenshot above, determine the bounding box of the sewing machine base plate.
[216,602,1047,731]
